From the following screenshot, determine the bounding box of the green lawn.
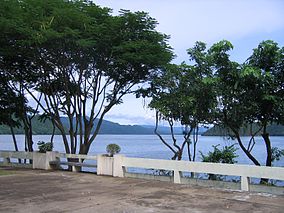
[0,169,14,176]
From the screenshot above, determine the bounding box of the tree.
[244,40,284,168]
[0,73,21,153]
[0,0,39,152]
[211,40,284,182]
[143,42,216,161]
[0,0,173,155]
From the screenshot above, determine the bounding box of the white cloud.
[104,113,155,125]
[105,95,155,125]
[95,0,284,60]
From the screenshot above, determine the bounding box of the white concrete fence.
[113,155,284,191]
[1,150,284,192]
[0,150,33,168]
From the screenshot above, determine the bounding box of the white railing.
[0,150,33,168]
[114,156,284,191]
[0,151,97,171]
[0,150,33,160]
[1,151,284,192]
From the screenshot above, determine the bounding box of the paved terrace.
[0,167,283,213]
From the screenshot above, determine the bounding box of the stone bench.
[50,153,97,172]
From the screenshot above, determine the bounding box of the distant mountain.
[0,116,212,135]
[0,116,62,135]
[0,116,154,135]
[202,124,284,136]
[96,120,153,135]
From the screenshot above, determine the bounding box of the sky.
[94,0,284,126]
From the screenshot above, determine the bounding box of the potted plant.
[106,143,121,157]
[37,141,53,153]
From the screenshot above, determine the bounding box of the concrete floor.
[0,167,283,213]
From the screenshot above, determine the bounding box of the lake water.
[0,134,283,167]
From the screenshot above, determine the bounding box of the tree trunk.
[262,133,272,167]
[232,129,261,166]
[50,121,55,146]
[177,151,182,160]
[23,123,33,164]
[22,114,33,152]
[260,132,272,184]
[10,126,21,164]
[80,142,92,155]
[24,125,33,151]
[187,141,191,161]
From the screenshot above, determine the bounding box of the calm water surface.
[0,134,283,166]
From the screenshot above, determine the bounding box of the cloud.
[104,113,156,125]
[95,0,284,62]
[93,91,153,126]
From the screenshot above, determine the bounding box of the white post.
[113,155,125,177]
[33,151,59,170]
[174,170,181,184]
[97,154,114,176]
[241,176,250,191]
[33,152,46,169]
[97,155,103,175]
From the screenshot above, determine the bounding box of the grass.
[0,169,14,176]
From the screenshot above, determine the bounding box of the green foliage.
[271,147,284,163]
[200,144,238,164]
[210,39,284,170]
[148,45,216,126]
[0,0,172,155]
[203,123,284,136]
[37,141,53,153]
[200,144,238,180]
[0,169,14,176]
[141,41,217,161]
[1,0,283,168]
[106,143,121,157]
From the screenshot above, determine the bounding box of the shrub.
[271,147,284,163]
[200,144,238,164]
[200,144,238,180]
[37,141,53,153]
[106,143,121,157]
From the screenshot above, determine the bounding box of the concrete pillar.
[97,155,114,176]
[174,170,182,184]
[33,152,46,169]
[241,176,250,191]
[33,151,59,170]
[113,155,125,178]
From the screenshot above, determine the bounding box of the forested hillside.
[203,124,284,136]
[0,116,154,135]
